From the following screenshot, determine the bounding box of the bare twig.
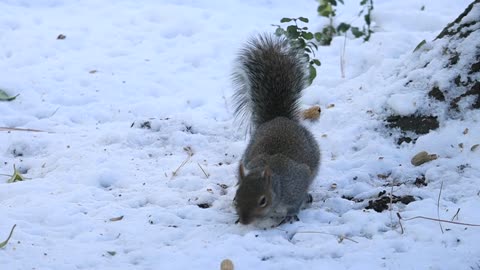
[389,180,394,228]
[0,127,47,133]
[49,107,60,118]
[437,181,444,233]
[340,33,347,78]
[197,163,210,178]
[295,231,358,244]
[451,208,461,221]
[285,230,359,243]
[396,213,405,234]
[171,147,194,179]
[398,214,480,227]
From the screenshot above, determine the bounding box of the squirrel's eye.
[258,195,267,208]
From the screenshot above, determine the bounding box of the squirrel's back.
[232,34,307,129]
[243,117,319,175]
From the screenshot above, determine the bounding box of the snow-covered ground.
[1,0,479,269]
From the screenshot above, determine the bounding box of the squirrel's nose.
[239,215,252,225]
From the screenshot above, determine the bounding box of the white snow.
[387,93,421,116]
[1,0,479,269]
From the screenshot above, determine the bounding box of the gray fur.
[233,34,320,225]
[232,34,308,130]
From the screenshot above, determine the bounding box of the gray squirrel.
[232,34,320,225]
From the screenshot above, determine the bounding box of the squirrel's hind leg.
[277,193,312,226]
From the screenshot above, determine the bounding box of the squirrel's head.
[234,164,273,225]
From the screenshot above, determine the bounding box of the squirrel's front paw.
[305,193,313,204]
[277,215,300,226]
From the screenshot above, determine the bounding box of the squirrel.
[232,34,321,225]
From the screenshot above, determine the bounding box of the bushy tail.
[232,34,308,130]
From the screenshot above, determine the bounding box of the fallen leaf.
[411,151,437,166]
[303,105,321,121]
[109,216,124,222]
[0,224,16,248]
[0,89,19,101]
[221,259,234,270]
[7,165,25,183]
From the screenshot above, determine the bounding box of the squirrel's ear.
[262,166,272,187]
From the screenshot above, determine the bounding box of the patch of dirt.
[386,115,439,134]
[450,81,480,110]
[414,175,428,187]
[365,191,416,212]
[428,86,446,101]
[197,203,211,209]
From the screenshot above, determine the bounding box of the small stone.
[411,151,438,166]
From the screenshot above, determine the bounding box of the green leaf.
[337,0,344,4]
[297,38,307,48]
[337,22,351,33]
[0,89,19,101]
[314,32,323,42]
[308,65,317,86]
[323,25,335,35]
[318,3,332,17]
[364,14,371,25]
[305,47,312,53]
[286,25,300,39]
[280,18,292,23]
[302,27,308,30]
[413,40,427,52]
[275,27,285,36]
[351,27,364,38]
[360,0,368,5]
[312,59,321,66]
[298,17,309,23]
[107,251,116,256]
[0,224,16,248]
[302,32,314,40]
[7,165,25,183]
